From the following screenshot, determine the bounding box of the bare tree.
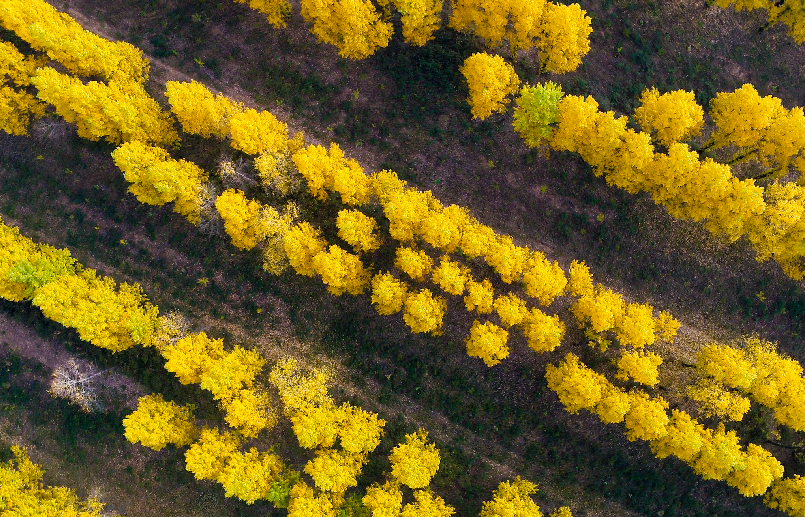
[49,359,109,413]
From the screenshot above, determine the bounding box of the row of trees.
[510,81,805,280]
[238,0,591,70]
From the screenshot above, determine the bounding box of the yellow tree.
[536,3,592,73]
[218,448,285,503]
[623,390,669,442]
[395,246,434,280]
[0,0,149,83]
[215,189,289,250]
[337,209,381,252]
[163,332,225,384]
[363,481,403,515]
[421,205,468,253]
[31,67,178,145]
[449,0,546,53]
[766,476,805,517]
[284,222,329,277]
[615,302,656,348]
[567,260,594,297]
[649,409,706,462]
[484,236,530,283]
[229,107,290,155]
[544,353,604,414]
[432,256,471,295]
[111,141,209,224]
[0,446,107,516]
[123,394,198,451]
[312,245,372,295]
[494,293,529,328]
[687,379,752,421]
[615,349,663,387]
[725,444,783,497]
[460,52,521,120]
[235,0,293,28]
[633,88,704,147]
[400,490,455,516]
[479,476,543,517]
[707,83,783,151]
[592,384,631,424]
[691,423,745,481]
[466,320,510,366]
[383,188,441,242]
[403,288,447,334]
[371,272,409,315]
[300,0,393,59]
[392,0,443,45]
[0,85,45,135]
[522,308,565,352]
[304,449,365,493]
[184,427,242,481]
[389,429,441,489]
[464,279,495,314]
[293,143,372,205]
[522,251,567,305]
[165,80,242,138]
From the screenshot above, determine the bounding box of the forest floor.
[1,0,804,515]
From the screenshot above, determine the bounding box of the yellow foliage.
[363,481,403,516]
[287,481,340,517]
[383,188,441,242]
[337,209,381,252]
[123,394,197,451]
[545,353,603,414]
[460,219,497,258]
[765,476,805,517]
[165,80,242,138]
[450,0,546,53]
[466,320,510,367]
[371,169,408,204]
[403,288,447,334]
[337,403,386,454]
[550,507,573,517]
[400,489,455,517]
[32,269,159,352]
[0,0,149,83]
[389,429,441,489]
[479,476,542,517]
[111,141,208,224]
[292,404,343,449]
[312,245,372,295]
[432,256,470,295]
[31,67,177,145]
[421,205,468,253]
[0,86,45,136]
[634,88,704,147]
[709,83,782,150]
[255,132,305,196]
[235,0,292,28]
[725,444,783,497]
[0,221,40,302]
[484,236,529,283]
[691,423,745,481]
[305,449,365,493]
[0,445,107,516]
[522,308,565,353]
[494,293,529,328]
[284,222,328,277]
[570,286,624,334]
[697,343,758,390]
[229,107,289,155]
[300,0,393,59]
[655,310,680,343]
[592,383,631,424]
[199,345,266,400]
[536,3,592,73]
[464,279,495,314]
[522,251,567,305]
[395,246,434,280]
[649,409,706,462]
[687,379,751,421]
[460,52,521,120]
[623,391,669,442]
[269,357,332,416]
[567,260,594,297]
[293,143,371,204]
[371,272,409,315]
[218,448,284,503]
[394,0,443,45]
[163,332,225,385]
[615,349,663,387]
[216,189,288,250]
[615,303,656,348]
[221,389,276,437]
[0,40,43,88]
